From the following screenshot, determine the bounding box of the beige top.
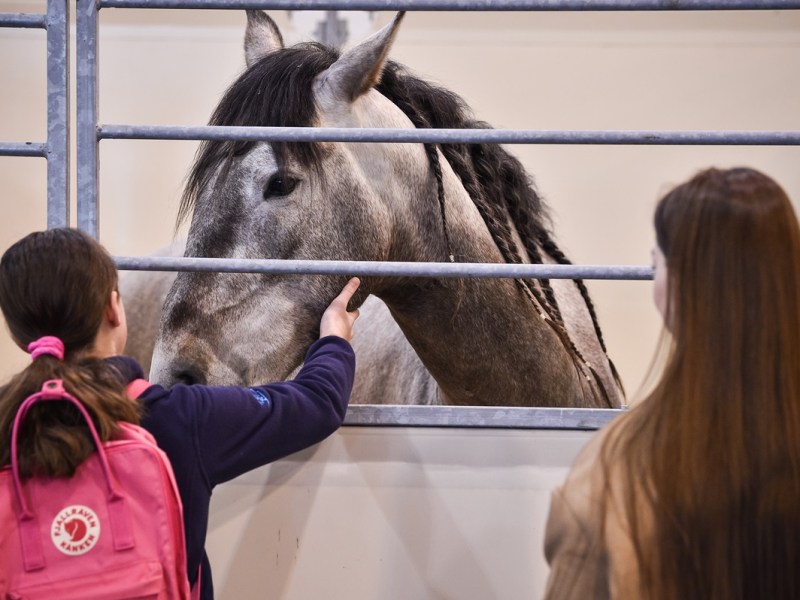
[542,414,649,600]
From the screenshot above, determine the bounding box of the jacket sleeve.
[189,336,355,486]
[542,486,609,600]
[542,433,611,600]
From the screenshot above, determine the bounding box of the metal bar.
[98,0,800,11]
[0,13,47,28]
[0,143,48,157]
[343,404,622,429]
[99,125,800,146]
[76,0,100,237]
[114,256,654,280]
[46,0,70,229]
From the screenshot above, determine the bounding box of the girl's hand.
[320,278,361,341]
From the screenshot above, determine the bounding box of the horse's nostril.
[173,366,206,386]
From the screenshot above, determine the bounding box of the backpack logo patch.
[51,505,101,555]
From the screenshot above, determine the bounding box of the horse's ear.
[244,10,284,68]
[315,12,405,103]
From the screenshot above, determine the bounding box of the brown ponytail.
[0,229,141,478]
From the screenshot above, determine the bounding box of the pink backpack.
[0,379,193,599]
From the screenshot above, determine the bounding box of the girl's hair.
[0,228,140,478]
[603,167,800,599]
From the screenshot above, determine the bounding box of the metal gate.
[71,0,800,428]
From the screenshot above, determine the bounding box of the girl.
[0,227,360,599]
[543,167,800,599]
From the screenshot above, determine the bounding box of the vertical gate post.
[46,0,70,228]
[76,0,99,237]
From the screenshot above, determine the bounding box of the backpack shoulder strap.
[126,378,152,400]
[124,377,201,598]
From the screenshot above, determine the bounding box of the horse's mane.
[178,42,615,366]
[377,62,554,255]
[375,63,564,312]
[376,62,618,372]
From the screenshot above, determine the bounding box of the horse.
[147,10,624,408]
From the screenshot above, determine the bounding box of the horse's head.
[150,11,439,386]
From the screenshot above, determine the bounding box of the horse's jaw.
[150,330,305,388]
[149,342,240,387]
[149,280,316,387]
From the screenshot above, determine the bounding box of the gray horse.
[144,11,624,408]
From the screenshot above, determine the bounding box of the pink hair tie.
[27,336,65,361]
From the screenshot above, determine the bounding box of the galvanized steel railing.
[99,124,800,146]
[98,0,800,11]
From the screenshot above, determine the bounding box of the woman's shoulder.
[551,404,649,538]
[544,409,645,599]
[562,410,631,491]
[543,417,628,599]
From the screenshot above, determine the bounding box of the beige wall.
[2,4,800,398]
[3,6,800,599]
[205,426,592,599]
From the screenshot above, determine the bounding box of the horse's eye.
[263,174,298,199]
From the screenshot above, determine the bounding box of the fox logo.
[64,518,87,542]
[51,505,101,555]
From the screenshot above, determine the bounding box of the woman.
[0,227,360,599]
[543,167,800,599]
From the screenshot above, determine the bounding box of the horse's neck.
[376,164,595,407]
[384,279,593,406]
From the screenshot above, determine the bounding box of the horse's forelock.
[178,43,340,227]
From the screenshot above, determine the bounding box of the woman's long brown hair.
[602,167,800,599]
[0,228,140,478]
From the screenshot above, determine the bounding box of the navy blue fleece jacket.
[107,336,355,600]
